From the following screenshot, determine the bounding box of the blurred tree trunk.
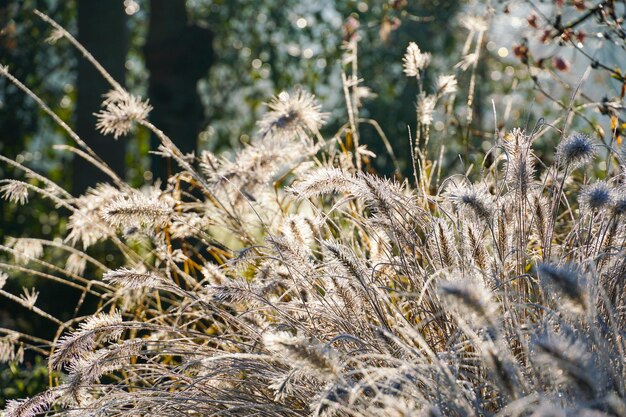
[144,0,213,182]
[74,0,128,194]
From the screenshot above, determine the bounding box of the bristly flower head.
[611,187,626,216]
[257,89,327,143]
[8,238,44,265]
[0,181,29,205]
[444,180,494,222]
[101,192,173,229]
[501,129,538,199]
[556,132,597,169]
[4,390,60,417]
[436,74,458,96]
[439,276,497,328]
[417,93,437,126]
[103,268,164,290]
[95,89,152,139]
[578,181,612,212]
[537,262,588,312]
[403,42,431,79]
[65,253,87,276]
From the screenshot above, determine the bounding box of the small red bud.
[553,56,570,71]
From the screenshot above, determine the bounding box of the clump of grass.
[1,10,625,417]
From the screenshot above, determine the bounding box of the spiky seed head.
[4,391,60,417]
[0,332,22,363]
[287,167,357,198]
[403,42,431,78]
[611,187,626,216]
[439,277,497,327]
[103,268,164,289]
[556,133,597,169]
[0,181,29,205]
[263,331,338,376]
[537,262,588,312]
[436,74,458,95]
[95,89,152,139]
[65,253,87,276]
[257,89,327,142]
[101,193,173,229]
[532,332,595,395]
[19,287,39,309]
[501,128,536,194]
[417,93,437,126]
[578,181,612,212]
[45,28,64,44]
[8,238,44,265]
[50,311,124,370]
[444,181,494,222]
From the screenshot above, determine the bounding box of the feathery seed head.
[201,264,228,286]
[65,184,124,249]
[417,93,437,126]
[403,42,431,78]
[79,310,124,333]
[288,167,357,198]
[610,187,626,216]
[102,192,173,229]
[95,89,151,139]
[501,129,537,194]
[103,268,164,290]
[8,238,44,265]
[280,214,316,248]
[323,240,367,281]
[556,133,597,169]
[0,332,23,364]
[258,89,327,143]
[537,262,588,312]
[532,331,595,395]
[4,391,60,417]
[444,180,494,222]
[1,181,29,205]
[65,253,87,276]
[578,181,612,212]
[50,311,124,370]
[263,331,338,376]
[456,52,478,71]
[439,277,497,326]
[436,74,458,95]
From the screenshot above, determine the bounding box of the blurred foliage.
[0,0,74,246]
[188,0,463,174]
[0,357,52,407]
[0,0,74,179]
[506,0,626,167]
[1,0,467,186]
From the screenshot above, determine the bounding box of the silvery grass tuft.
[1,11,626,417]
